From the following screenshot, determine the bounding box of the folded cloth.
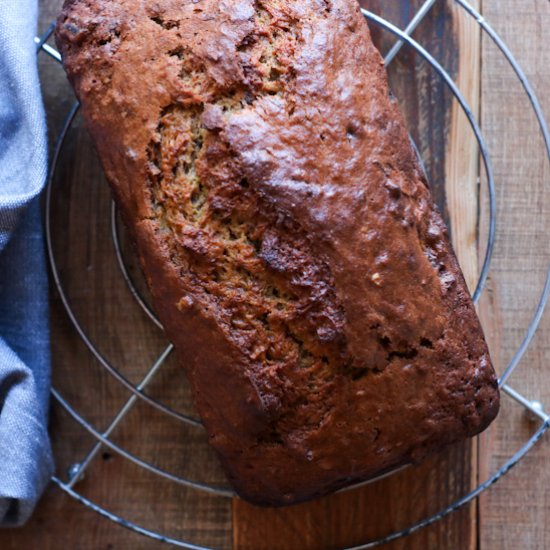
[0,0,54,526]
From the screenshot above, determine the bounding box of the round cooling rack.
[37,0,550,548]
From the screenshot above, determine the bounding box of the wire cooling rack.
[36,0,550,548]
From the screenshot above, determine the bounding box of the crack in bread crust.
[146,3,349,435]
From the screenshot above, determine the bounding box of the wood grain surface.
[477,1,550,550]
[0,0,548,549]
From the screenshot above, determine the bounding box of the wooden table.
[1,0,549,548]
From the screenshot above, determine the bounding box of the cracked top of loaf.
[56,0,499,506]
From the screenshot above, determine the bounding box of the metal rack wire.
[37,0,550,548]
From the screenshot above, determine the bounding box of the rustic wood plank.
[477,1,550,549]
[444,5,482,550]
[233,445,477,550]
[445,4,481,549]
[233,2,482,549]
[445,0,481,295]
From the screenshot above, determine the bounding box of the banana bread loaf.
[56,0,499,506]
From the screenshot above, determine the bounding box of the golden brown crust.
[56,0,499,506]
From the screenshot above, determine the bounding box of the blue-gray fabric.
[0,0,54,526]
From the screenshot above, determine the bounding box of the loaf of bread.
[56,0,499,506]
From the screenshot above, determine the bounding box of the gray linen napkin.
[0,0,54,526]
